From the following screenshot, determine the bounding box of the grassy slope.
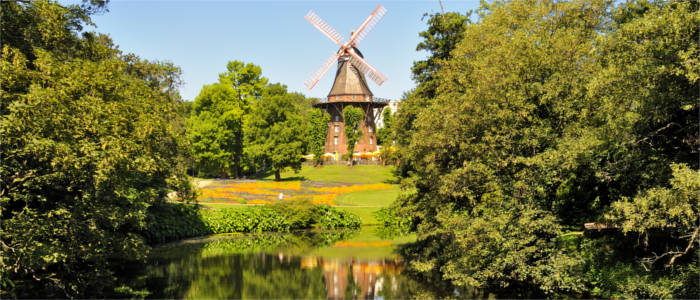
[203,165,399,225]
[334,186,399,225]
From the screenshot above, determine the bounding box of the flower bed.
[197,180,392,206]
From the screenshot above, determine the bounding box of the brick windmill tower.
[304,5,389,160]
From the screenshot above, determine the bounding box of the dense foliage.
[308,109,330,166]
[376,107,393,145]
[246,84,307,180]
[200,202,360,233]
[393,0,698,297]
[0,0,194,297]
[142,201,361,243]
[141,202,209,244]
[188,66,318,178]
[187,61,267,178]
[342,106,364,162]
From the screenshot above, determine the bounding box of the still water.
[122,227,463,299]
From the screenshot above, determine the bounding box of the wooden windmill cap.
[327,47,373,98]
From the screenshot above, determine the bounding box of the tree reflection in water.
[121,229,462,299]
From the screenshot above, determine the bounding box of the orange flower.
[332,241,392,247]
[310,183,392,194]
[311,193,337,205]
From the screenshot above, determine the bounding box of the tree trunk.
[233,156,240,179]
[274,169,281,181]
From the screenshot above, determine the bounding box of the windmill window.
[352,95,356,100]
[335,116,339,122]
[334,137,338,145]
[334,125,339,133]
[369,139,373,145]
[368,127,373,133]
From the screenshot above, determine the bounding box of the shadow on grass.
[248,169,308,182]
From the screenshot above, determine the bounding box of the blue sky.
[86,0,481,101]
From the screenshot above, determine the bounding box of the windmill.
[305,5,390,160]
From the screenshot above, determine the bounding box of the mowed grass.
[264,165,396,184]
[335,186,399,225]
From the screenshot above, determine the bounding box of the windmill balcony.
[315,96,391,104]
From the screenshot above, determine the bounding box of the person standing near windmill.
[304,5,390,162]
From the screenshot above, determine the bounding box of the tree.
[393,12,470,177]
[376,107,393,145]
[609,163,699,269]
[394,0,698,297]
[0,1,192,297]
[342,106,364,164]
[187,61,267,178]
[246,84,306,181]
[187,84,243,178]
[411,12,470,98]
[308,109,330,166]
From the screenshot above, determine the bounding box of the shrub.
[374,207,413,237]
[314,205,361,229]
[142,203,210,244]
[200,207,293,233]
[142,200,362,244]
[271,199,317,228]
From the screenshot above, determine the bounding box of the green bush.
[143,201,362,244]
[271,199,317,228]
[373,207,414,237]
[142,203,210,244]
[200,206,293,233]
[314,205,361,229]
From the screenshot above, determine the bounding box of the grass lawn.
[263,165,396,184]
[335,186,400,225]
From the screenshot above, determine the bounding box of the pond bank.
[143,201,361,244]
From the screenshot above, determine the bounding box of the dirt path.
[194,179,214,189]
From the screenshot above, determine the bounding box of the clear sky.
[85,0,481,101]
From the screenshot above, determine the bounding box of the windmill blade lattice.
[305,51,342,90]
[305,10,344,46]
[351,5,387,46]
[348,52,386,86]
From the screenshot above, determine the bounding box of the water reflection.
[121,228,459,299]
[301,256,403,299]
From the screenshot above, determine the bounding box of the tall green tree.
[376,107,393,145]
[187,83,243,178]
[187,61,267,178]
[342,106,364,164]
[0,1,193,297]
[393,12,470,177]
[308,109,330,166]
[246,84,306,181]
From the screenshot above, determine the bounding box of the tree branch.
[666,224,699,267]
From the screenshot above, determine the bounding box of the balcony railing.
[315,96,391,103]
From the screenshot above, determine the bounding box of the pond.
[120,226,469,299]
